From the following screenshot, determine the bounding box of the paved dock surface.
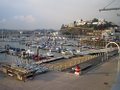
[0,56,118,90]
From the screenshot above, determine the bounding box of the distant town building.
[75,19,87,26]
[60,18,119,41]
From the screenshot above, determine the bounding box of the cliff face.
[60,18,117,37]
[60,27,94,37]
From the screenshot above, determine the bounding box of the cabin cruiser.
[26,49,34,55]
[46,50,54,57]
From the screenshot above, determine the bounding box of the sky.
[0,0,120,30]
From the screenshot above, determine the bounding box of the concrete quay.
[0,56,118,90]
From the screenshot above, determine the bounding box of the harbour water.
[0,42,57,63]
[0,39,79,63]
[0,34,96,68]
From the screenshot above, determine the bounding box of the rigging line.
[104,0,116,8]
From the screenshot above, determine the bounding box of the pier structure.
[43,47,118,72]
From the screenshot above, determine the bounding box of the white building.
[101,28,115,41]
[76,20,87,26]
[68,23,74,27]
[92,19,106,25]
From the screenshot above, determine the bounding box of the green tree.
[92,18,98,22]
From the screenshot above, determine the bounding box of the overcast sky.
[0,0,120,30]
